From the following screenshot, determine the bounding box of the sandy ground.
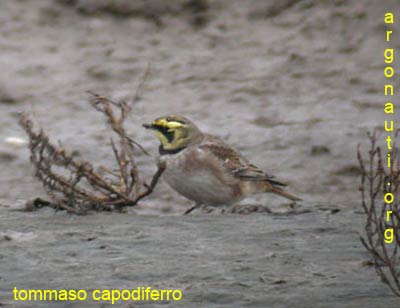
[0,0,399,307]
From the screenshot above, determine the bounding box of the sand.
[0,0,399,306]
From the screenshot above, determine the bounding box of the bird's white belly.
[161,153,237,205]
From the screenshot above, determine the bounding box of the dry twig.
[19,69,165,214]
[358,131,400,296]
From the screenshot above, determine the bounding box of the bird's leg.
[183,202,202,215]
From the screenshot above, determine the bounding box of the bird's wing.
[198,138,287,187]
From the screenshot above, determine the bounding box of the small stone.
[311,145,330,156]
[0,151,17,162]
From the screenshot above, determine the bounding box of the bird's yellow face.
[143,115,201,151]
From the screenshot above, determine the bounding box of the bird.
[143,115,301,214]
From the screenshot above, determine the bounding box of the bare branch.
[358,131,400,297]
[19,70,164,214]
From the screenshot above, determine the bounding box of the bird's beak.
[142,123,154,129]
[143,118,169,130]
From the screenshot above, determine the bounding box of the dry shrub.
[19,70,165,214]
[358,131,400,296]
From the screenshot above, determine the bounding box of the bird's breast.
[160,149,242,205]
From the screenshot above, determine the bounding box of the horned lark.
[143,115,301,213]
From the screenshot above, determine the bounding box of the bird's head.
[143,115,203,152]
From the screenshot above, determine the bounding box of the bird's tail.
[269,185,302,202]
